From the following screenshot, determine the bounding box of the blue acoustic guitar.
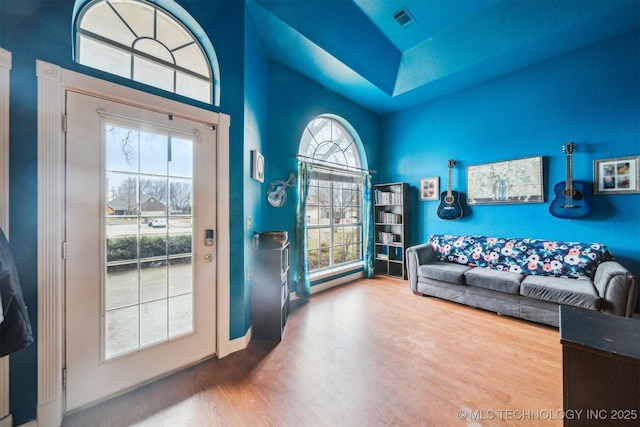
[549,142,591,219]
[437,160,464,220]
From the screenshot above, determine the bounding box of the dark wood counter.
[560,306,639,426]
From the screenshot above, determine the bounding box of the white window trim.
[35,60,231,426]
[290,265,364,301]
[310,261,365,282]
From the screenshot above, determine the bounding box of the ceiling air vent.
[393,7,415,28]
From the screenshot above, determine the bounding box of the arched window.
[299,116,361,170]
[73,0,219,105]
[297,116,371,283]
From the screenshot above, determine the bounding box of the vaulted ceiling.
[247,0,639,114]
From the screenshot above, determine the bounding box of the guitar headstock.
[448,159,456,169]
[562,142,576,155]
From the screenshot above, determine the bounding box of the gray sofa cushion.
[418,262,471,284]
[520,275,601,311]
[464,268,524,294]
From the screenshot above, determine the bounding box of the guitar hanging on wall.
[549,142,591,219]
[437,159,464,220]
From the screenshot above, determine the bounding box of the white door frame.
[36,60,231,427]
[0,47,12,427]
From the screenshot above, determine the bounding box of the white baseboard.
[0,414,12,427]
[217,326,252,359]
[224,327,252,356]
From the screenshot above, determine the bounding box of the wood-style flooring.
[61,277,562,427]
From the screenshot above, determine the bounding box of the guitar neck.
[565,153,573,192]
[447,167,453,196]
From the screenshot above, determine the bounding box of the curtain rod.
[96,108,207,141]
[294,154,376,175]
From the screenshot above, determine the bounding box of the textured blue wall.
[264,62,381,288]
[243,11,268,336]
[381,30,640,310]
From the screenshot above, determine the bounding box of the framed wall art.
[593,155,640,194]
[419,177,439,201]
[466,156,544,205]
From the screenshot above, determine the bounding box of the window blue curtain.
[362,172,374,278]
[295,161,313,297]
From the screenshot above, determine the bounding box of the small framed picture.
[593,155,640,195]
[252,150,264,183]
[419,177,439,201]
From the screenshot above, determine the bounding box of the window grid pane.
[306,179,363,273]
[79,36,132,79]
[133,56,174,92]
[76,0,214,104]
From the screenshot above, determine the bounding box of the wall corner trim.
[36,60,61,81]
[0,48,11,71]
[0,46,10,427]
[220,327,252,358]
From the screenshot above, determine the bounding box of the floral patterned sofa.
[406,234,637,326]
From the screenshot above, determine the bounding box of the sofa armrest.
[593,261,638,317]
[406,243,438,292]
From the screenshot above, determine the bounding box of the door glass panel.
[169,294,192,338]
[139,259,168,303]
[105,305,139,358]
[140,300,168,347]
[105,123,194,360]
[139,132,168,174]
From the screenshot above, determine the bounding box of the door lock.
[205,229,214,246]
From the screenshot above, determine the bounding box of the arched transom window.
[299,116,365,273]
[300,116,360,169]
[74,0,218,105]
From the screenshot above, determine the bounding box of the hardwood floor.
[61,277,562,427]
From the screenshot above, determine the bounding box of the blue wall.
[263,62,381,289]
[242,10,268,336]
[381,29,640,310]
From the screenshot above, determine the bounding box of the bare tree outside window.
[170,180,192,213]
[140,179,167,204]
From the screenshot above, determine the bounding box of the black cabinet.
[560,306,640,426]
[374,182,410,279]
[251,242,290,341]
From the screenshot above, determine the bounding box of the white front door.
[65,90,217,411]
